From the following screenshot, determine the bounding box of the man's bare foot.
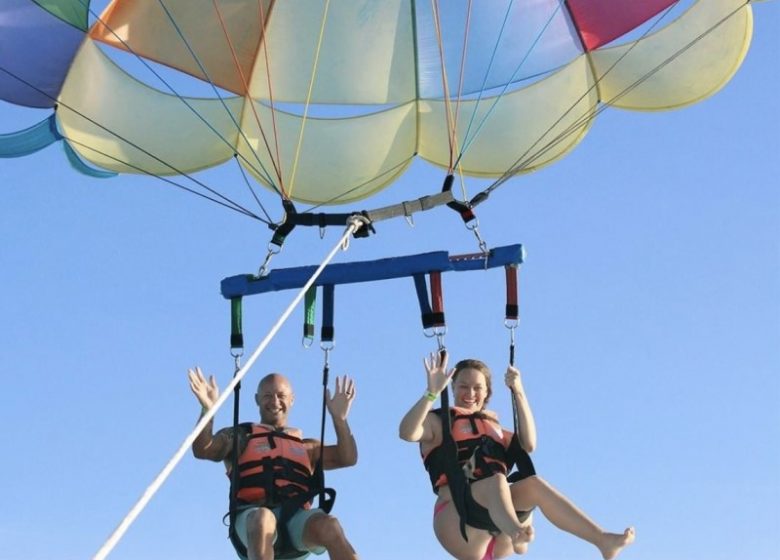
[599,527,635,560]
[512,525,534,554]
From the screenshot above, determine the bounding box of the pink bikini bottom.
[433,500,497,560]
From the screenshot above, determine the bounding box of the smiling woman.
[399,352,635,560]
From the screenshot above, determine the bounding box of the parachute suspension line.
[0,61,266,221]
[61,128,266,221]
[256,0,286,192]
[430,0,457,176]
[453,0,560,170]
[482,2,700,196]
[82,0,280,194]
[448,1,474,202]
[288,0,332,199]
[157,0,282,192]
[233,155,274,223]
[598,1,749,108]
[91,217,363,560]
[211,0,285,191]
[447,0,474,183]
[152,0,283,195]
[452,0,522,169]
[490,2,680,181]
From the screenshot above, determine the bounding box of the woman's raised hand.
[424,351,455,396]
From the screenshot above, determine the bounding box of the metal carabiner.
[257,242,282,277]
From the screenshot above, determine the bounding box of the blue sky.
[1,3,778,560]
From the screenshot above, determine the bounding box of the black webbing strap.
[270,199,298,247]
[321,285,335,344]
[438,358,471,541]
[504,264,528,479]
[442,174,477,224]
[228,372,243,556]
[413,273,446,330]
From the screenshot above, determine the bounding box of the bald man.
[189,368,359,560]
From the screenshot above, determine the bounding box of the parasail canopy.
[0,1,755,210]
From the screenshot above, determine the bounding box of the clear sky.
[1,3,778,560]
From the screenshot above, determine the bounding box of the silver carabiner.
[257,242,282,277]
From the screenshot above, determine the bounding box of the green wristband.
[424,391,438,402]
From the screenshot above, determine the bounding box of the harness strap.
[441,174,477,224]
[413,273,446,330]
[231,297,244,351]
[303,286,316,344]
[321,285,335,343]
[438,352,471,541]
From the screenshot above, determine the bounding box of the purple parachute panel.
[0,0,85,108]
[566,0,678,51]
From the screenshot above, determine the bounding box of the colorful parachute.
[0,1,757,215]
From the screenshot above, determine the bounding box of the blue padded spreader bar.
[220,244,524,299]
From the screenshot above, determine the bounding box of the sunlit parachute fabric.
[0,1,754,206]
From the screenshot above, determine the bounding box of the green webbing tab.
[230,297,244,350]
[303,286,317,343]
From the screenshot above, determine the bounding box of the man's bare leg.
[303,513,358,560]
[245,508,277,560]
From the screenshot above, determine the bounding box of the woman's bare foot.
[598,527,635,560]
[512,525,534,554]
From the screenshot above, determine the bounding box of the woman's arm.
[505,365,537,453]
[399,352,453,442]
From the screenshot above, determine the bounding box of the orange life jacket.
[422,406,511,490]
[229,423,314,507]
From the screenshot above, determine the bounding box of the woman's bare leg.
[433,497,497,560]
[470,474,534,548]
[511,476,635,560]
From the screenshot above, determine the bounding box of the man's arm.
[193,421,234,462]
[323,417,358,469]
[188,367,233,461]
[310,375,358,469]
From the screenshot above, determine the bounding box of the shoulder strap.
[439,388,471,541]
